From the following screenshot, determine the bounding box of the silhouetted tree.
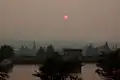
[33,52,83,80]
[0,45,14,62]
[36,47,46,62]
[96,48,120,80]
[46,45,54,53]
[0,72,9,80]
[0,45,14,80]
[46,45,55,58]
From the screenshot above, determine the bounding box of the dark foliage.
[36,47,46,62]
[96,48,120,80]
[0,45,14,80]
[33,52,83,80]
[36,45,56,63]
[46,45,55,58]
[0,45,15,62]
[0,72,9,80]
[46,45,55,54]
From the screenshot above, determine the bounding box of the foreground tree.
[33,52,83,80]
[46,45,55,58]
[96,48,120,80]
[36,47,46,63]
[0,45,15,62]
[0,45,14,80]
[0,72,9,80]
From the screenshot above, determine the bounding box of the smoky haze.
[0,0,120,42]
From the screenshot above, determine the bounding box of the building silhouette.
[32,40,36,51]
[97,42,111,54]
[83,43,100,57]
[16,41,37,56]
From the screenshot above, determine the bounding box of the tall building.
[32,40,36,51]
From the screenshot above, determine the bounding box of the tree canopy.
[36,47,46,62]
[96,48,120,80]
[0,45,15,62]
[0,45,14,80]
[36,45,56,63]
[34,51,83,80]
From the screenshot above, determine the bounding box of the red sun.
[64,15,68,20]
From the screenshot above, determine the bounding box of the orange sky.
[0,0,120,42]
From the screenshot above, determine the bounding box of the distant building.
[16,41,37,56]
[111,44,120,51]
[96,42,111,54]
[63,48,83,61]
[32,40,36,51]
[83,44,100,57]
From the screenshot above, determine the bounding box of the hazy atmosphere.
[0,1,120,79]
[0,0,120,42]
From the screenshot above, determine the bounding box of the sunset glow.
[64,15,68,20]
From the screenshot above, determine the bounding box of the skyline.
[0,39,120,49]
[0,0,120,42]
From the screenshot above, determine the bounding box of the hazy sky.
[0,0,120,42]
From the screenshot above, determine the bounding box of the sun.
[64,15,68,20]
